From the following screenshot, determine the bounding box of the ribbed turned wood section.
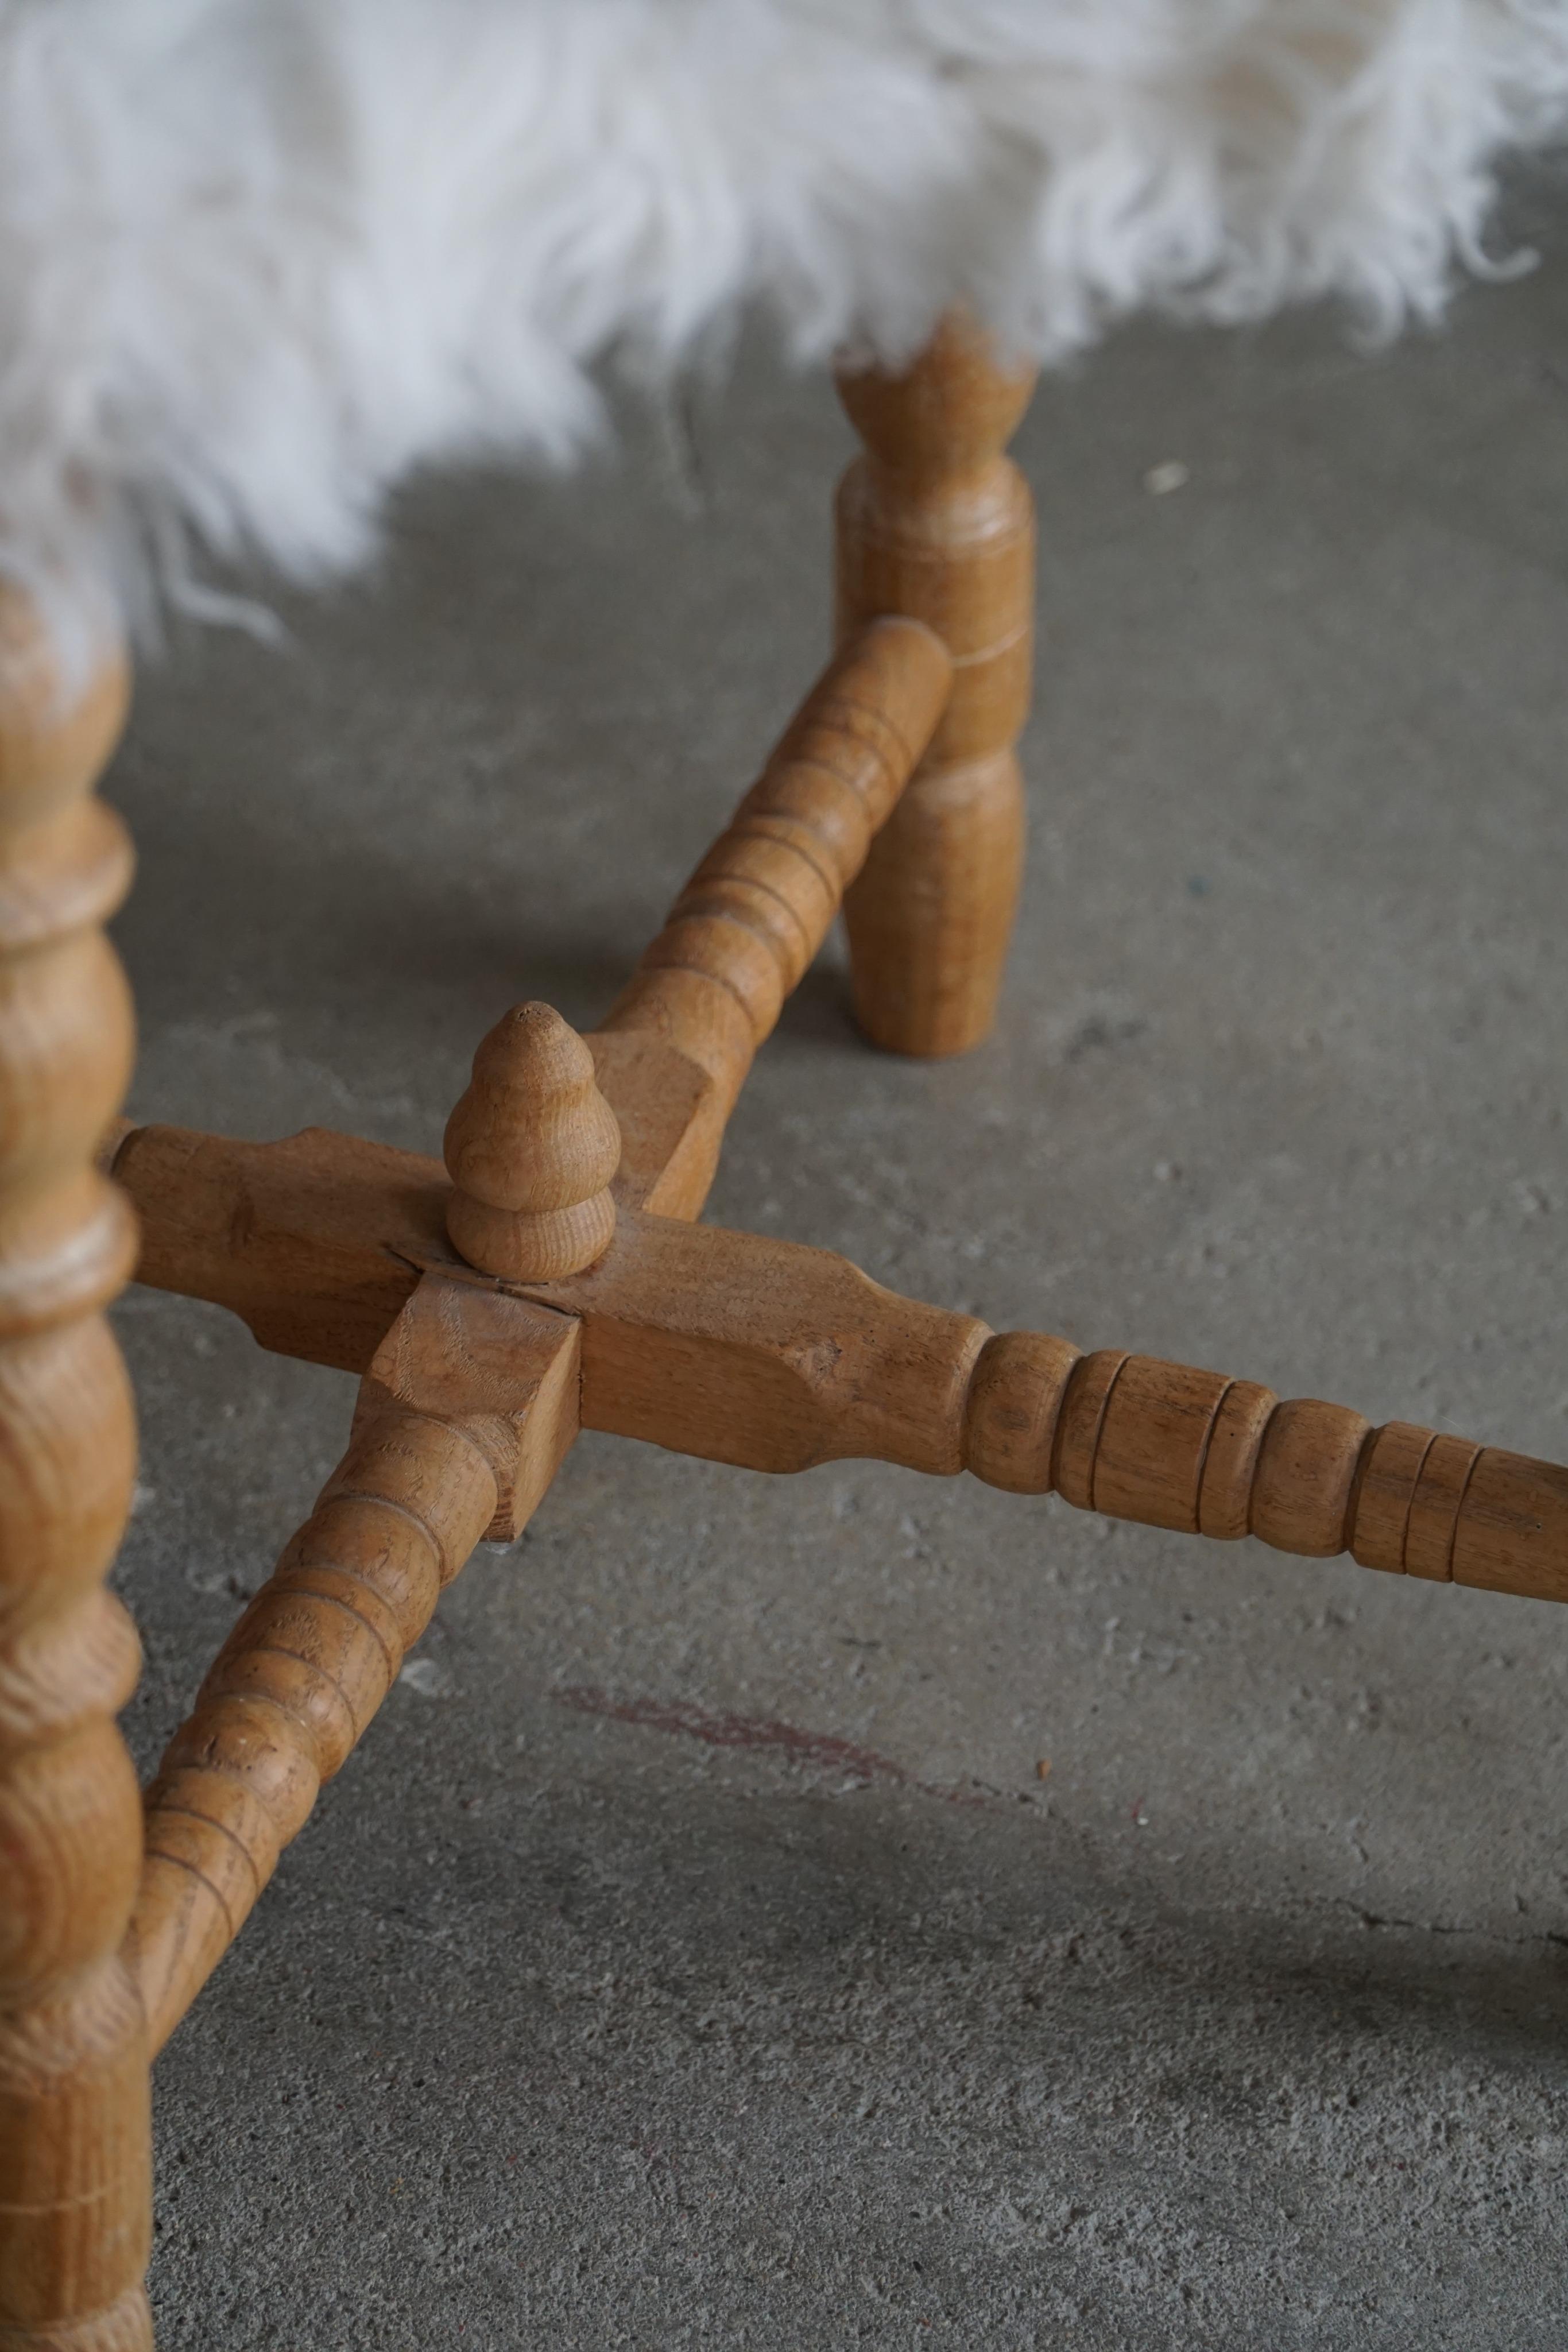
[836,311,1036,1056]
[129,1406,500,2055]
[963,1332,1568,1600]
[444,1002,621,1280]
[0,595,153,2350]
[127,1278,580,2053]
[595,616,951,1218]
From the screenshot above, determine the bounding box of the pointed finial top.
[444,1001,620,1280]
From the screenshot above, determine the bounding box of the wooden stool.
[2,317,1563,2346]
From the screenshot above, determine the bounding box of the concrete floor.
[108,180,1568,2351]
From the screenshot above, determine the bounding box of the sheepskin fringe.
[2,0,1565,674]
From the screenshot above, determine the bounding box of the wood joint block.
[353,1273,581,1542]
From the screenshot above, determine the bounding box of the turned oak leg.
[0,597,152,2351]
[835,314,1037,1057]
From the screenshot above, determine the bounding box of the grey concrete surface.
[109,181,1568,2350]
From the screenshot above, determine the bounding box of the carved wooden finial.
[443,1001,621,1279]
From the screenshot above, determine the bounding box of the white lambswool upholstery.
[2,0,1565,663]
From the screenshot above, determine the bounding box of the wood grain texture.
[107,1124,985,1479]
[836,312,1036,1056]
[510,1215,989,1477]
[354,1273,579,1541]
[126,1284,578,2054]
[963,1334,1568,1598]
[597,617,950,1216]
[445,1002,620,1280]
[0,598,152,2351]
[107,1120,1568,1601]
[111,1119,436,1374]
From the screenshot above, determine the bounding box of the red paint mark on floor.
[553,1686,989,1808]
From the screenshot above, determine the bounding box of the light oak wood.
[111,1119,436,1374]
[0,598,153,2351]
[445,1001,620,1279]
[47,307,1565,2338]
[107,1124,985,1473]
[126,1281,579,2055]
[511,1215,988,1477]
[103,1115,1568,1605]
[836,314,1036,1055]
[962,1334,1568,1598]
[597,616,951,1214]
[353,1272,579,1541]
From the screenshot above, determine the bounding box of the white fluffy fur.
[3,0,1566,663]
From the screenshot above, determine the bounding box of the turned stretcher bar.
[105,625,1568,2055]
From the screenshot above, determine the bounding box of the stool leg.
[0,598,152,2350]
[835,314,1037,1057]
